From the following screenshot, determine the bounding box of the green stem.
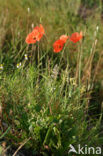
[59,39,69,67]
[78,42,82,104]
[38,42,40,66]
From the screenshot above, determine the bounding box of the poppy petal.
[25,32,37,44]
[25,24,45,44]
[70,32,82,43]
[60,35,69,43]
[53,39,64,53]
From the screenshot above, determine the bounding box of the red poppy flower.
[33,24,45,41]
[53,39,64,53]
[25,32,37,44]
[53,35,69,53]
[60,35,69,43]
[70,32,82,43]
[25,24,45,44]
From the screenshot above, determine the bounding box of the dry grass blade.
[12,137,31,156]
[82,39,98,85]
[92,51,103,83]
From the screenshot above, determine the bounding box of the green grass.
[0,0,103,156]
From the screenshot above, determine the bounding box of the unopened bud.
[27,7,30,13]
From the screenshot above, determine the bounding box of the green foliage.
[0,65,102,155]
[81,0,100,8]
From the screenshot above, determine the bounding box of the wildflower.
[70,32,82,43]
[53,39,64,53]
[25,24,45,44]
[17,62,21,68]
[53,34,69,53]
[25,32,37,44]
[24,54,28,60]
[60,35,69,43]
[33,24,45,41]
[0,64,3,70]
